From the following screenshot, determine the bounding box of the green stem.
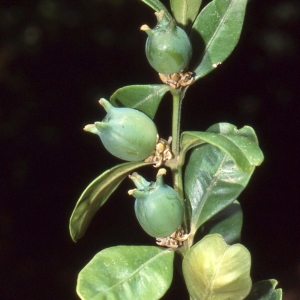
[167,88,190,236]
[168,89,182,198]
[170,89,182,157]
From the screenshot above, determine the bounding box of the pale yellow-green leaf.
[183,234,252,299]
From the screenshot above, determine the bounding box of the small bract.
[84,98,157,161]
[141,10,192,75]
[128,169,184,238]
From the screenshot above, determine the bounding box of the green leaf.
[69,161,150,242]
[182,124,262,233]
[77,246,174,300]
[170,0,202,31]
[198,200,243,244]
[140,0,173,21]
[184,143,253,234]
[245,280,282,300]
[181,123,264,173]
[190,0,248,79]
[110,84,170,119]
[183,234,252,300]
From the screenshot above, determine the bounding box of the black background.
[1,0,299,299]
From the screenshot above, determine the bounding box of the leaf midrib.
[203,0,234,60]
[191,153,229,231]
[98,249,172,295]
[132,85,168,110]
[203,250,226,299]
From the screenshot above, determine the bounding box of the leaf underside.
[69,161,151,242]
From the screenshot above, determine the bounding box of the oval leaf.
[245,280,282,300]
[69,161,150,242]
[183,234,252,300]
[110,85,170,119]
[198,200,243,244]
[140,0,173,21]
[184,144,253,233]
[77,246,174,300]
[181,123,264,173]
[170,0,202,31]
[190,0,248,79]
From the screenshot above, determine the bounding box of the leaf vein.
[203,0,234,60]
[98,249,172,295]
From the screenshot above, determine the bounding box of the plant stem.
[168,89,182,197]
[170,89,182,157]
[168,88,190,236]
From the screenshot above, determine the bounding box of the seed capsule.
[128,169,184,238]
[84,98,158,161]
[141,10,192,75]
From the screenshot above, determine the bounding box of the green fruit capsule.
[84,98,158,161]
[128,169,184,238]
[141,10,192,75]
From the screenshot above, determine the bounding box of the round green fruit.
[84,98,157,161]
[128,169,184,238]
[141,10,192,75]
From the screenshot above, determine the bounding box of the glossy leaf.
[181,123,264,173]
[184,143,254,234]
[245,280,282,300]
[183,234,252,299]
[198,200,243,244]
[110,84,169,119]
[190,0,248,79]
[140,0,173,21]
[77,246,174,300]
[170,0,202,31]
[69,161,150,242]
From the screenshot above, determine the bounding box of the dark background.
[1,0,299,299]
